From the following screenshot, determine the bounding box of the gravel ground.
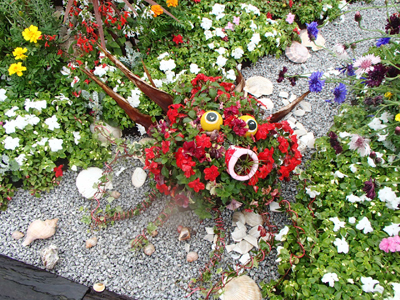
[0,1,393,299]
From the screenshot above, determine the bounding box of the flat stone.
[244,235,259,248]
[239,253,251,265]
[282,99,290,106]
[243,211,263,227]
[269,201,281,212]
[279,91,289,98]
[248,226,261,239]
[293,109,306,117]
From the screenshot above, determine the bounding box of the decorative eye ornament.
[200,111,223,131]
[238,115,258,137]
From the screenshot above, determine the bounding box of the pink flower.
[379,236,400,252]
[353,54,381,76]
[348,134,371,157]
[225,22,234,31]
[233,16,240,25]
[286,13,295,24]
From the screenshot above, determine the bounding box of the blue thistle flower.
[308,71,325,93]
[331,83,347,104]
[376,37,390,47]
[306,22,319,41]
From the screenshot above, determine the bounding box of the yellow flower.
[166,0,178,7]
[12,47,28,60]
[8,62,27,76]
[384,92,393,99]
[22,25,42,43]
[396,113,400,122]
[151,5,164,17]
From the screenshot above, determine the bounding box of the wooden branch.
[269,91,310,123]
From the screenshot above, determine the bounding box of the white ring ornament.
[226,146,259,181]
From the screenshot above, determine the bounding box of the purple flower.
[376,37,390,47]
[330,83,347,104]
[363,178,376,199]
[364,96,383,106]
[288,76,297,86]
[365,63,388,87]
[329,131,343,154]
[337,63,356,77]
[306,21,319,41]
[231,118,248,136]
[277,67,288,83]
[385,13,400,35]
[308,71,325,93]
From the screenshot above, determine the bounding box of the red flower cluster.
[172,34,184,45]
[167,104,185,124]
[204,165,219,181]
[188,178,205,192]
[54,165,63,178]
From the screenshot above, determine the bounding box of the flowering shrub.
[142,74,302,218]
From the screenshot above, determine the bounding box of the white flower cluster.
[355,216,373,234]
[127,88,141,108]
[200,17,212,30]
[329,217,345,232]
[210,4,225,20]
[247,33,261,52]
[159,59,176,72]
[25,99,47,112]
[361,277,384,294]
[48,138,63,152]
[0,88,7,102]
[240,3,260,15]
[346,194,370,203]
[232,47,244,59]
[321,272,339,287]
[378,186,400,210]
[333,236,349,253]
[93,64,116,77]
[3,136,20,150]
[45,115,60,131]
[4,114,40,134]
[189,63,200,74]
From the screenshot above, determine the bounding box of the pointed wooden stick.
[97,44,173,113]
[234,66,245,92]
[142,59,156,88]
[81,68,155,129]
[269,91,310,123]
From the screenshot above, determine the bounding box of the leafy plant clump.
[143,74,302,219]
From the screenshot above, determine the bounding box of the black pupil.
[248,120,257,131]
[206,112,217,122]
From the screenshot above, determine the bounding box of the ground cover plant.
[264,10,400,299]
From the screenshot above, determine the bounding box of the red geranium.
[188,178,205,192]
[278,136,289,153]
[196,134,211,149]
[167,104,185,125]
[54,165,63,177]
[172,34,183,45]
[204,165,220,181]
[162,140,170,154]
[157,183,170,195]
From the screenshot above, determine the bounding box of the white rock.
[185,243,190,253]
[11,231,24,240]
[131,168,147,188]
[40,244,59,270]
[243,211,263,227]
[205,227,215,235]
[295,122,306,130]
[236,221,247,232]
[300,132,315,149]
[76,167,112,199]
[288,94,297,102]
[258,98,274,110]
[225,244,236,253]
[279,91,289,98]
[300,101,312,112]
[269,201,281,212]
[233,240,254,254]
[293,109,306,117]
[203,234,214,242]
[239,253,251,265]
[282,99,290,106]
[244,235,259,248]
[288,117,297,124]
[230,253,241,260]
[294,129,308,137]
[115,167,126,177]
[232,227,247,242]
[248,226,261,239]
[232,211,246,226]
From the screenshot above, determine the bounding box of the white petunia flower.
[0,88,8,101]
[265,31,276,38]
[329,217,346,232]
[153,79,163,88]
[71,165,78,171]
[339,131,352,138]
[15,154,26,167]
[247,42,256,52]
[385,282,400,300]
[334,170,346,178]
[127,88,141,108]
[5,106,19,117]
[250,33,261,45]
[275,226,289,241]
[361,277,384,293]
[73,131,81,145]
[204,30,214,40]
[45,115,60,131]
[164,71,176,84]
[37,137,48,146]
[215,28,226,38]
[208,42,215,49]
[211,4,225,20]
[348,217,356,224]
[249,20,257,30]
[356,217,373,234]
[380,112,394,123]
[25,99,47,112]
[232,47,244,59]
[383,223,400,236]
[226,69,236,81]
[15,115,29,130]
[159,59,176,72]
[3,136,20,150]
[378,186,400,210]
[321,272,339,287]
[349,164,357,173]
[215,47,227,55]
[157,52,169,60]
[347,194,361,203]
[306,187,320,198]
[240,3,260,15]
[367,157,376,168]
[190,63,201,74]
[93,65,115,77]
[216,55,228,67]
[48,138,63,152]
[201,17,213,30]
[333,237,349,254]
[136,124,146,136]
[368,118,387,130]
